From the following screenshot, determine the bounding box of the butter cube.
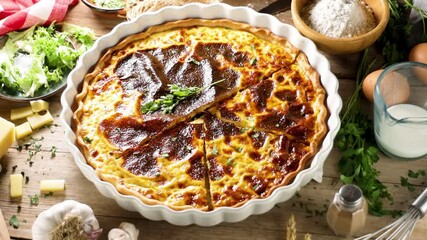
[26,111,54,129]
[15,122,33,140]
[10,106,34,121]
[0,117,15,158]
[40,179,65,192]
[30,100,50,112]
[10,174,23,197]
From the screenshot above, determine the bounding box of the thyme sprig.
[141,79,225,114]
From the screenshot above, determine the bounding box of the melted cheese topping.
[74,19,327,211]
[212,63,323,138]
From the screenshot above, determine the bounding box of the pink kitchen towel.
[0,0,78,36]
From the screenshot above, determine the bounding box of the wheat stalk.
[285,213,312,240]
[286,214,297,240]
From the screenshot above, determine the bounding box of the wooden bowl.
[291,0,390,55]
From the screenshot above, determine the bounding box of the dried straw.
[286,214,297,240]
[285,213,312,240]
[50,215,88,240]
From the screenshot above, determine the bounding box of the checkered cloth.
[0,0,78,36]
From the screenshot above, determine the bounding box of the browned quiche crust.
[73,18,327,211]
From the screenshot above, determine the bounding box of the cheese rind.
[0,117,15,158]
[26,111,54,129]
[10,174,23,197]
[15,122,33,140]
[40,179,65,192]
[30,100,50,112]
[10,106,34,120]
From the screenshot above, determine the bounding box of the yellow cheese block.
[15,122,33,140]
[10,174,23,197]
[40,179,65,192]
[10,106,34,121]
[0,117,15,158]
[26,111,54,129]
[30,100,50,112]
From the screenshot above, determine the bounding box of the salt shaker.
[326,184,368,237]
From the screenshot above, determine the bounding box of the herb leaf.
[226,158,234,166]
[400,177,416,192]
[9,215,19,229]
[408,169,426,178]
[83,136,92,143]
[50,146,57,158]
[188,57,200,65]
[250,57,257,66]
[141,79,225,114]
[211,147,218,156]
[29,194,40,205]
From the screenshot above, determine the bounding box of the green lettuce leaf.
[0,23,96,97]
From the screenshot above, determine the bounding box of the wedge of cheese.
[15,122,33,140]
[30,100,50,112]
[26,111,54,129]
[10,106,34,121]
[0,117,15,158]
[40,179,65,192]
[10,174,23,197]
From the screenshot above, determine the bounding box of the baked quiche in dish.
[73,18,328,211]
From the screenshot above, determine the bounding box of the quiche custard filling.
[74,19,327,211]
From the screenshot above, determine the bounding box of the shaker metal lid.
[339,184,363,207]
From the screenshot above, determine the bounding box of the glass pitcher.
[373,62,427,160]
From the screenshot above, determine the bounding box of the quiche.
[73,19,327,211]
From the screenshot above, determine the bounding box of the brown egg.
[409,43,427,83]
[409,43,427,63]
[379,71,410,106]
[362,69,383,102]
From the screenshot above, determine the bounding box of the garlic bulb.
[108,222,139,240]
[32,200,102,240]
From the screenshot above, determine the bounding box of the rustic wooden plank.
[1,1,426,240]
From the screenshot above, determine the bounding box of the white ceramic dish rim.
[60,3,342,226]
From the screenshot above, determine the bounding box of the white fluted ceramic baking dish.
[60,3,342,226]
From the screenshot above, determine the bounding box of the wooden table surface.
[1,1,427,239]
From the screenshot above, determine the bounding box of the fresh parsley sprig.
[401,169,426,192]
[335,50,393,216]
[141,79,225,114]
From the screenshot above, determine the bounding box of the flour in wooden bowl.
[301,0,376,38]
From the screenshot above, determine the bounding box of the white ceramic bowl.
[60,3,342,226]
